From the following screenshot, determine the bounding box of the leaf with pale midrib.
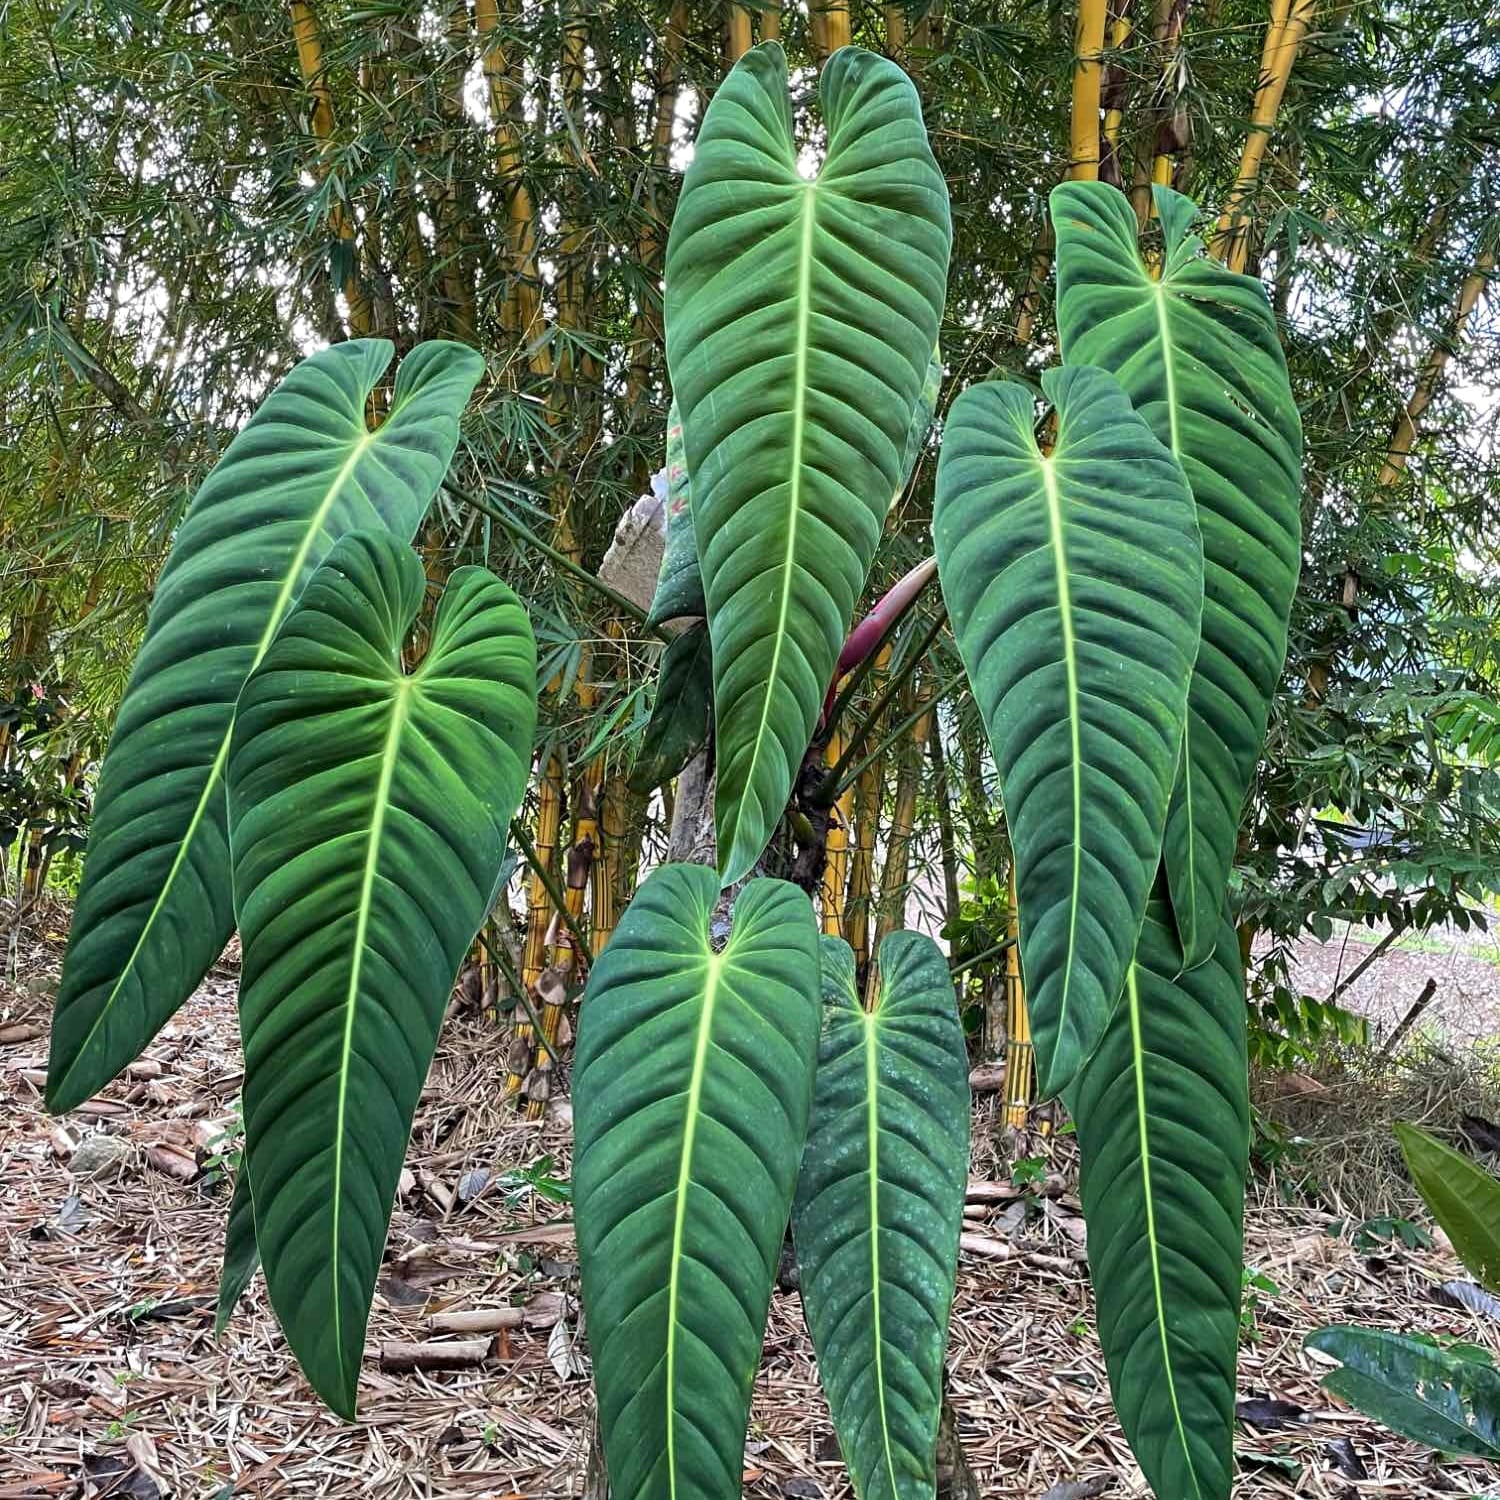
[47,338,484,1112]
[1069,899,1248,1500]
[573,866,821,1500]
[933,366,1203,1097]
[228,529,535,1416]
[1052,182,1302,968]
[793,932,969,1500]
[666,42,951,883]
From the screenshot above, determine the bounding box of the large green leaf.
[1396,1123,1500,1293]
[792,932,969,1500]
[46,339,484,1112]
[646,402,704,629]
[629,624,713,794]
[665,42,950,883]
[933,367,1203,1096]
[573,866,821,1500]
[1306,1326,1500,1458]
[227,529,536,1416]
[1069,899,1249,1500]
[1051,182,1302,968]
[216,1167,261,1336]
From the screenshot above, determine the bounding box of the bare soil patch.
[3,912,1498,1499]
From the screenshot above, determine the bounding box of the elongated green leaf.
[1396,1123,1500,1293]
[894,343,943,508]
[933,367,1203,1096]
[216,1167,261,1336]
[574,866,821,1500]
[1069,900,1248,1500]
[630,625,713,794]
[1051,182,1302,968]
[666,43,951,883]
[792,932,969,1500]
[227,530,536,1416]
[1306,1326,1500,1457]
[47,339,484,1112]
[646,402,704,629]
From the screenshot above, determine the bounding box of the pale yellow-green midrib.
[665,943,730,1500]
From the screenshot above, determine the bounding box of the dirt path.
[1266,920,1500,1049]
[3,920,1498,1499]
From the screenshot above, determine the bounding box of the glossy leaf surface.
[1052,182,1302,967]
[666,43,951,882]
[574,866,820,1500]
[1306,1326,1500,1457]
[1070,900,1249,1500]
[47,338,484,1111]
[228,530,536,1415]
[1396,1122,1500,1293]
[793,932,969,1500]
[933,366,1203,1096]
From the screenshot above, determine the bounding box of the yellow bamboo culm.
[473,0,550,358]
[726,5,752,62]
[1069,0,1109,181]
[1211,0,1316,273]
[821,724,855,938]
[872,691,933,961]
[1377,240,1497,488]
[811,1,852,63]
[761,4,781,42]
[885,4,908,56]
[288,0,373,336]
[505,756,564,1098]
[1001,867,1034,1129]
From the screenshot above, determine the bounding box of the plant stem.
[820,608,949,797]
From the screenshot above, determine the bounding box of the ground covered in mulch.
[4,908,1500,1499]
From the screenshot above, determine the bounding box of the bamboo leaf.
[933,367,1203,1096]
[573,866,821,1500]
[227,530,536,1416]
[1051,182,1302,967]
[47,339,484,1111]
[1396,1123,1500,1293]
[1069,899,1249,1500]
[1306,1326,1500,1458]
[666,43,951,883]
[792,932,969,1500]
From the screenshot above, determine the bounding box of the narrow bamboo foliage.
[1211,0,1316,272]
[1069,0,1109,180]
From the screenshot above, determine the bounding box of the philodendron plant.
[44,38,1302,1500]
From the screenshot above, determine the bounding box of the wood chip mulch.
[3,909,1498,1498]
